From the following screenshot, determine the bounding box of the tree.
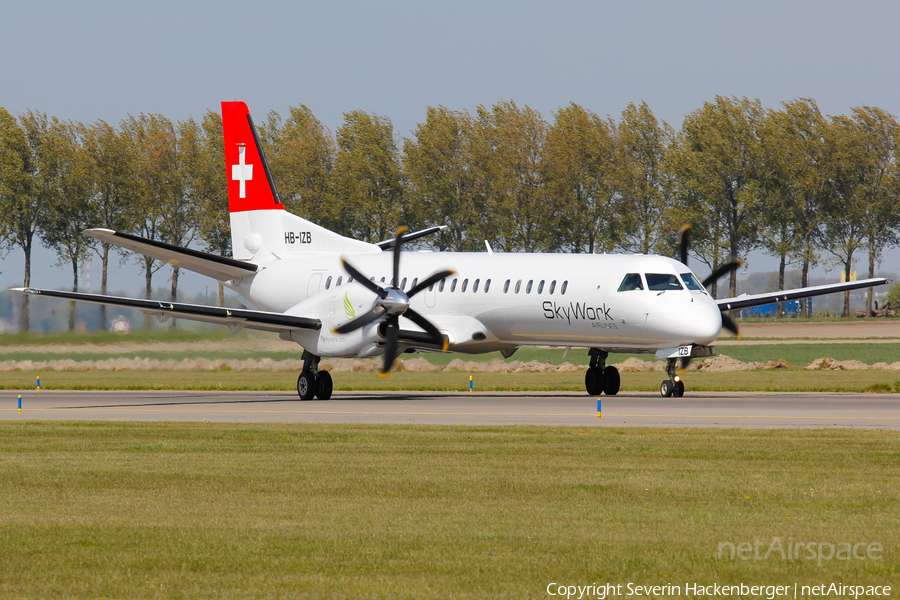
[667,96,768,297]
[403,106,482,251]
[759,99,834,317]
[192,110,230,306]
[329,111,403,243]
[471,100,555,252]
[543,102,621,253]
[847,106,900,316]
[824,115,869,317]
[259,105,336,227]
[618,101,675,255]
[25,113,95,330]
[81,119,142,328]
[0,109,40,331]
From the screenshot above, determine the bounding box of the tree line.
[1,96,898,331]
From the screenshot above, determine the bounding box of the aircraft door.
[307,272,323,299]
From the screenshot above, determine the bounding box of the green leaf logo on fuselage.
[344,292,356,320]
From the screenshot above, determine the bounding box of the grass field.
[0,422,896,599]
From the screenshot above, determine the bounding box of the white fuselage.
[231,250,723,359]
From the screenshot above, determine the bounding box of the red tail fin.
[221,101,284,213]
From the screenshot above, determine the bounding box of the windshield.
[680,273,705,292]
[646,273,683,291]
[617,273,644,292]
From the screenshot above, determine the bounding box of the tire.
[673,380,685,398]
[660,379,673,397]
[585,367,606,396]
[297,371,318,400]
[603,366,620,396]
[316,371,333,400]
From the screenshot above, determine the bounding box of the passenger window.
[411,278,418,290]
[617,273,644,292]
[400,277,407,290]
[503,279,510,293]
[325,276,332,289]
[450,278,457,292]
[561,281,568,295]
[515,280,522,293]
[485,279,491,293]
[646,273,684,291]
[462,278,469,292]
[336,276,343,286]
[680,273,705,291]
[348,277,354,283]
[538,280,545,294]
[526,280,533,294]
[549,280,556,295]
[473,279,480,293]
[439,279,446,292]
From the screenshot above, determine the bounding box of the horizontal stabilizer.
[377,226,447,249]
[14,288,320,334]
[717,278,893,311]
[85,229,258,281]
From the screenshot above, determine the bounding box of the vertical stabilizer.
[221,101,379,260]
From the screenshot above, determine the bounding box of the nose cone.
[679,300,722,344]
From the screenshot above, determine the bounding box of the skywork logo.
[344,292,356,320]
[543,301,613,324]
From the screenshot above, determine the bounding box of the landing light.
[674,375,681,383]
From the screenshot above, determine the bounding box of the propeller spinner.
[333,227,454,376]
[676,224,743,372]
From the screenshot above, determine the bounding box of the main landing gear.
[659,358,685,398]
[297,351,333,401]
[584,348,620,396]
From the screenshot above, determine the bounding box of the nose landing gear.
[659,358,685,397]
[585,349,620,396]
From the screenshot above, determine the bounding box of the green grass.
[3,369,900,393]
[0,422,896,599]
[4,343,900,368]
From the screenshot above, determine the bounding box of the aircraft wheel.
[603,366,620,396]
[660,380,674,398]
[673,380,685,398]
[585,367,606,395]
[297,371,319,400]
[316,371,333,400]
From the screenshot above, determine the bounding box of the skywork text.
[543,301,612,324]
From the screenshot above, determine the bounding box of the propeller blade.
[721,311,741,339]
[677,224,691,266]
[403,307,448,351]
[407,270,455,298]
[332,305,386,334]
[341,257,387,299]
[380,315,400,377]
[392,226,407,287]
[701,259,743,288]
[678,356,692,374]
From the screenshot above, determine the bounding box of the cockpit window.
[646,273,684,291]
[617,273,644,292]
[680,273,705,292]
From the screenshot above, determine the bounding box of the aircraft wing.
[85,229,258,281]
[13,288,320,334]
[716,277,892,311]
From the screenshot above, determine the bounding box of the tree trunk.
[842,256,853,318]
[801,237,811,319]
[68,257,79,331]
[866,242,876,317]
[100,243,109,330]
[144,259,153,329]
[21,239,32,332]
[777,254,786,318]
[170,266,180,329]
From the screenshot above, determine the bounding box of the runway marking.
[4,408,900,421]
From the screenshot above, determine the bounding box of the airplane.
[14,101,893,399]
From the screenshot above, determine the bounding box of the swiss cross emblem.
[231,145,253,198]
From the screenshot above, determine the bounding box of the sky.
[2,0,899,296]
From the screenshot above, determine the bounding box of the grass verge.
[0,422,896,599]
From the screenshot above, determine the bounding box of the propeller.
[333,227,454,377]
[676,224,743,372]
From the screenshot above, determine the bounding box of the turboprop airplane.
[14,101,892,399]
